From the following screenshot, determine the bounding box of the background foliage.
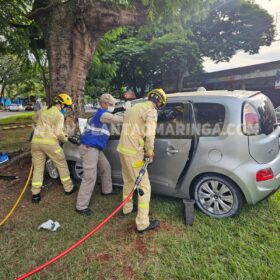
[0,0,276,101]
[85,0,275,98]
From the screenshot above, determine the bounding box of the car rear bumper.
[258,185,280,203]
[230,153,280,204]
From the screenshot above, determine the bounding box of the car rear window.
[249,94,277,135]
[193,103,225,136]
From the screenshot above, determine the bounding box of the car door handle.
[166,147,179,154]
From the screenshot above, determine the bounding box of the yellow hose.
[0,163,33,226]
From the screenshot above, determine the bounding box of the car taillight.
[256,168,274,182]
[242,103,260,135]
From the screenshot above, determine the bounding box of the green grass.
[0,117,279,279]
[0,112,33,125]
[0,113,33,153]
[0,171,279,280]
[0,127,32,153]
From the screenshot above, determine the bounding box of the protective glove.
[144,150,154,163]
[68,135,80,145]
[112,107,125,114]
[60,134,68,147]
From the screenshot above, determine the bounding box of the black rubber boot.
[101,189,118,196]
[32,193,41,204]
[65,186,78,196]
[75,208,92,216]
[137,220,160,233]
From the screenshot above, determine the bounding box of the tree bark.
[31,1,148,118]
[177,70,189,92]
[0,83,6,102]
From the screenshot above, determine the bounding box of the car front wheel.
[45,159,59,180]
[68,160,83,183]
[193,175,244,218]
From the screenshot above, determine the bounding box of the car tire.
[46,169,59,180]
[193,175,244,218]
[68,160,83,183]
[45,159,59,180]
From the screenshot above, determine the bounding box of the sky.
[203,0,280,72]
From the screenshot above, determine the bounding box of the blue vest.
[80,109,110,150]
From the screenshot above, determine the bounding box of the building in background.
[181,60,280,107]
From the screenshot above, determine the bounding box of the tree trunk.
[32,48,50,103]
[133,85,139,98]
[31,1,148,118]
[140,86,146,97]
[45,5,95,117]
[0,83,6,103]
[177,70,189,92]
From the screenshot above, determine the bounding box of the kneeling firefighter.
[117,88,166,233]
[31,93,77,203]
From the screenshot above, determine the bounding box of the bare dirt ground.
[0,155,69,223]
[0,155,32,211]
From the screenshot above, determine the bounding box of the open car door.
[148,101,197,195]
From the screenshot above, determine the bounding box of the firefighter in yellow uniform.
[117,89,166,233]
[31,93,77,203]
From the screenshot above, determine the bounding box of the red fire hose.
[17,159,149,280]
[17,191,133,279]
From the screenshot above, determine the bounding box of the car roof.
[167,90,260,100]
[130,90,262,105]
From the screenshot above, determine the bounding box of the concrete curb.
[0,124,32,130]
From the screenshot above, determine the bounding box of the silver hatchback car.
[64,90,280,218]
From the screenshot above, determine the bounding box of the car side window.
[157,103,191,139]
[193,103,225,137]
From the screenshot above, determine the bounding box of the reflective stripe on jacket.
[117,101,157,156]
[80,109,110,150]
[31,106,67,145]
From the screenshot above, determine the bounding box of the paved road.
[0,111,30,119]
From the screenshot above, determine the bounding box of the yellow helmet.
[54,92,73,107]
[147,88,166,107]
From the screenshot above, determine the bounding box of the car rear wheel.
[193,175,244,218]
[68,160,83,183]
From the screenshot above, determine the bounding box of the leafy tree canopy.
[0,0,276,109]
[191,0,276,62]
[0,54,45,101]
[104,32,202,96]
[0,1,33,60]
[85,0,275,97]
